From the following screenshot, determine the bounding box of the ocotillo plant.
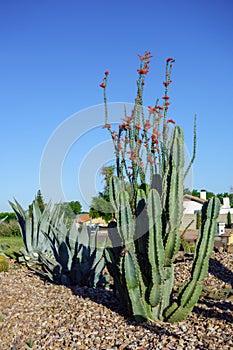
[101,53,220,322]
[100,53,196,207]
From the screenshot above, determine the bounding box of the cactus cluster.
[10,200,106,287]
[105,126,220,322]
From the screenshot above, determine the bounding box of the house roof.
[74,213,90,223]
[183,194,207,204]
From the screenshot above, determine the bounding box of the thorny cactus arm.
[165,196,220,322]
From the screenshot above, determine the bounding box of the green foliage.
[0,236,23,258]
[57,201,82,220]
[27,339,34,348]
[206,191,215,200]
[90,196,113,222]
[69,201,82,215]
[227,211,232,228]
[230,194,233,207]
[0,219,21,237]
[196,211,201,229]
[0,212,16,222]
[180,238,196,254]
[191,189,200,198]
[29,190,46,217]
[0,255,9,272]
[90,165,115,222]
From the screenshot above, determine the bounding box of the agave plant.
[10,199,107,287]
[9,199,60,266]
[40,220,107,287]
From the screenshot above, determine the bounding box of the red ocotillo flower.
[137,69,149,75]
[166,57,174,63]
[156,106,164,111]
[148,106,156,113]
[167,119,175,124]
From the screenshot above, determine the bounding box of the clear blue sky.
[1,0,233,212]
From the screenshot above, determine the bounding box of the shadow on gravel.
[209,258,233,287]
[194,300,233,324]
[70,285,127,317]
[70,285,180,337]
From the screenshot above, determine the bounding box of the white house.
[183,190,207,214]
[219,197,233,214]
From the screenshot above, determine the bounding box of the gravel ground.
[0,252,232,350]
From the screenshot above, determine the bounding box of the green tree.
[230,194,233,207]
[191,189,200,197]
[206,191,215,200]
[90,196,113,222]
[89,165,115,222]
[59,201,82,219]
[29,190,46,217]
[196,211,201,229]
[69,201,82,215]
[227,211,232,228]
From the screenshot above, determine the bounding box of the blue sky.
[0,0,233,212]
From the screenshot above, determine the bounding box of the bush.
[227,211,232,228]
[0,255,9,272]
[0,220,21,237]
[196,211,201,229]
[0,212,16,222]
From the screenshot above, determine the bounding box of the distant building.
[74,214,108,228]
[74,213,90,224]
[219,197,233,214]
[183,192,207,214]
[182,190,233,230]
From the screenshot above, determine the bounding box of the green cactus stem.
[165,197,220,322]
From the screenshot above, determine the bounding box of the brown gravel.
[0,252,232,350]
